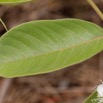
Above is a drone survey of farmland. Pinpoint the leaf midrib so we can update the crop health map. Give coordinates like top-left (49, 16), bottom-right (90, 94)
top-left (1, 35), bottom-right (103, 65)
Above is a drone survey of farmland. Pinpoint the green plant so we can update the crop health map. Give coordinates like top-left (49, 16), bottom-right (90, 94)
top-left (0, 0), bottom-right (103, 103)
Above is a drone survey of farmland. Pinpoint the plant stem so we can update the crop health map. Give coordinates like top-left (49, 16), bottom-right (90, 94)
top-left (87, 0), bottom-right (103, 21)
top-left (0, 18), bottom-right (8, 31)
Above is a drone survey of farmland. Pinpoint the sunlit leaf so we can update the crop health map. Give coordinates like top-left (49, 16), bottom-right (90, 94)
top-left (0, 19), bottom-right (103, 78)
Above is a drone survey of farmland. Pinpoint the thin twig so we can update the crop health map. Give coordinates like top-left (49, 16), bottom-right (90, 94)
top-left (87, 0), bottom-right (103, 21)
top-left (0, 18), bottom-right (8, 31)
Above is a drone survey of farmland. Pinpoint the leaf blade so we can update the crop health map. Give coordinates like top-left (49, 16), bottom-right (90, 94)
top-left (0, 19), bottom-right (103, 78)
top-left (0, 0), bottom-right (31, 4)
top-left (84, 91), bottom-right (97, 103)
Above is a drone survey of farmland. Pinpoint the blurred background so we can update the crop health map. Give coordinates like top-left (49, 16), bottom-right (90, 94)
top-left (0, 0), bottom-right (103, 103)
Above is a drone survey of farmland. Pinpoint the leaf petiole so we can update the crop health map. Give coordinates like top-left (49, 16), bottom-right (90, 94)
top-left (0, 18), bottom-right (8, 31)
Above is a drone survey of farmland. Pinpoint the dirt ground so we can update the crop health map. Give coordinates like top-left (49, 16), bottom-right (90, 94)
top-left (0, 0), bottom-right (103, 103)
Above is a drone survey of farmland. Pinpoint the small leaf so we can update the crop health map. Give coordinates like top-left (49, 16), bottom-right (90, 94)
top-left (84, 91), bottom-right (97, 103)
top-left (0, 19), bottom-right (103, 78)
top-left (0, 0), bottom-right (31, 4)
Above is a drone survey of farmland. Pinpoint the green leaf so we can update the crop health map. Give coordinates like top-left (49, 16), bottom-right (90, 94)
top-left (84, 91), bottom-right (97, 103)
top-left (0, 0), bottom-right (31, 4)
top-left (0, 19), bottom-right (103, 78)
